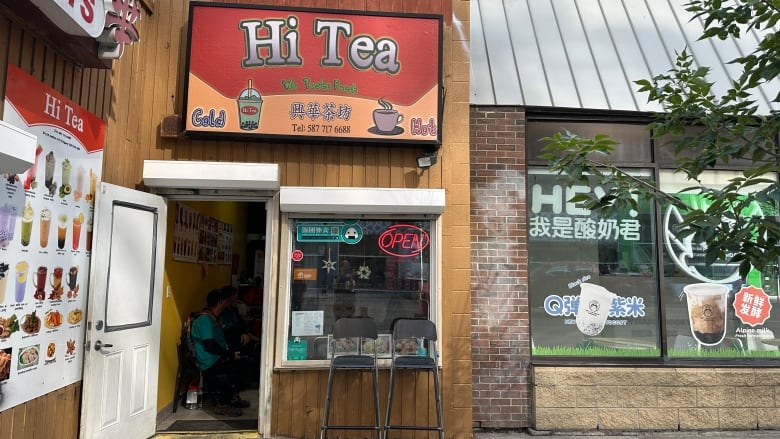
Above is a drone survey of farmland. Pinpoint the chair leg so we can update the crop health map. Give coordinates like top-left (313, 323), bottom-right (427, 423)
top-left (372, 366), bottom-right (381, 439)
top-left (172, 364), bottom-right (183, 414)
top-left (433, 367), bottom-right (444, 439)
top-left (383, 365), bottom-right (396, 439)
top-left (320, 366), bottom-right (336, 439)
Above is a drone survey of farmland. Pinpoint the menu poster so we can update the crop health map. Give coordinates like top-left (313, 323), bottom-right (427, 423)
top-left (172, 203), bottom-right (233, 265)
top-left (0, 64), bottom-right (104, 410)
top-left (173, 203), bottom-right (199, 263)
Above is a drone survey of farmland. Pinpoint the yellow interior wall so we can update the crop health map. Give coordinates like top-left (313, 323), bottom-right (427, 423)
top-left (156, 200), bottom-right (247, 410)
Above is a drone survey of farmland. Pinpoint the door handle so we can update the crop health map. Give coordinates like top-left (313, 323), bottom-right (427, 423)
top-left (94, 340), bottom-right (114, 351)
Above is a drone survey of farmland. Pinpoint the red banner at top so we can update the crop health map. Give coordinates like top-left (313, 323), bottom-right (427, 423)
top-left (4, 64), bottom-right (106, 153)
top-left (183, 3), bottom-right (442, 144)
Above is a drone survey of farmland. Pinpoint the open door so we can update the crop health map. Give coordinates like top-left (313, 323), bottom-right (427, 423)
top-left (80, 183), bottom-right (167, 439)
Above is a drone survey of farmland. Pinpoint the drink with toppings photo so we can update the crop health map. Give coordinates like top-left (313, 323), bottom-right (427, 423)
top-left (20, 201), bottom-right (33, 247)
top-left (57, 213), bottom-right (67, 250)
top-left (0, 263), bottom-right (9, 304)
top-left (39, 208), bottom-right (51, 248)
top-left (0, 204), bottom-right (16, 248)
top-left (15, 261), bottom-right (28, 303)
top-left (72, 213), bottom-right (84, 250)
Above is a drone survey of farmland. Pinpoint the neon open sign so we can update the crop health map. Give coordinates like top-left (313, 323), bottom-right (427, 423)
top-left (378, 224), bottom-right (429, 257)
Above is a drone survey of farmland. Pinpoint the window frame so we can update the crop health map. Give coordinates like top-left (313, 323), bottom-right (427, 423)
top-left (273, 212), bottom-right (442, 369)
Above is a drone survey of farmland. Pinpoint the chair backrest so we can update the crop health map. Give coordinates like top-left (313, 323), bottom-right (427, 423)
top-left (333, 317), bottom-right (378, 340)
top-left (180, 311), bottom-right (207, 359)
top-left (392, 318), bottom-right (437, 341)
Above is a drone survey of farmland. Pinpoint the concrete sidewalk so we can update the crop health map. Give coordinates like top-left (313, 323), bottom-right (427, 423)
top-left (475, 429), bottom-right (780, 438)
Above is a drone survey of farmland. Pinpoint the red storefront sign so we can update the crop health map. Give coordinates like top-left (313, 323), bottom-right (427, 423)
top-left (183, 3), bottom-right (442, 145)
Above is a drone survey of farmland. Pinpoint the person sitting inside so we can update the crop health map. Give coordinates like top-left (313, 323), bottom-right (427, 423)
top-left (219, 285), bottom-right (260, 387)
top-left (190, 288), bottom-right (252, 416)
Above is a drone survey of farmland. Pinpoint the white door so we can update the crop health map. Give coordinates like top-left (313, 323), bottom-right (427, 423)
top-left (80, 183), bottom-right (167, 439)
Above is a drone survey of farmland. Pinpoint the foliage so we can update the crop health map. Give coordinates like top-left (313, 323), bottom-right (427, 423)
top-left (540, 0), bottom-right (780, 277)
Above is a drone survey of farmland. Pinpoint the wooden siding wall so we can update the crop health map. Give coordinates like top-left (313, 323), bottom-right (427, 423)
top-left (0, 10), bottom-right (111, 439)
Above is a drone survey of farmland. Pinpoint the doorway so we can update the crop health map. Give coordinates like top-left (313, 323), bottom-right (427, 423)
top-left (155, 199), bottom-right (269, 434)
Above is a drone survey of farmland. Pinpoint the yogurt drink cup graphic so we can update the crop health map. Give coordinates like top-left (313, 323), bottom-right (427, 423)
top-left (238, 79), bottom-right (262, 131)
top-left (575, 283), bottom-right (617, 336)
top-left (684, 283), bottom-right (729, 346)
top-left (0, 204), bottom-right (17, 248)
top-left (20, 201), bottom-right (33, 247)
top-left (39, 208), bottom-right (51, 248)
top-left (15, 261), bottom-right (28, 303)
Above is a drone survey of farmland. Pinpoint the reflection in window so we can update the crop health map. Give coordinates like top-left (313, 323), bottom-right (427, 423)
top-left (285, 219), bottom-right (432, 361)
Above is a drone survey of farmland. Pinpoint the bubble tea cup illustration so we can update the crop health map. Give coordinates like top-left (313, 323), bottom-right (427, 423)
top-left (237, 79), bottom-right (262, 131)
top-left (575, 283), bottom-right (617, 336)
top-left (684, 283), bottom-right (729, 346)
top-left (372, 97), bottom-right (404, 134)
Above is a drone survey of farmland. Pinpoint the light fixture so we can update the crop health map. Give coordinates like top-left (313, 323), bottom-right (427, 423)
top-left (416, 150), bottom-right (438, 169)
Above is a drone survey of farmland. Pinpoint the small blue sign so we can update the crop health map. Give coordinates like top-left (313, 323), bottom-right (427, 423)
top-left (341, 224), bottom-right (363, 244)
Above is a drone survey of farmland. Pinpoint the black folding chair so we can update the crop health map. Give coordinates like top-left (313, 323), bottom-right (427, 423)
top-left (383, 319), bottom-right (444, 439)
top-left (320, 317), bottom-right (381, 439)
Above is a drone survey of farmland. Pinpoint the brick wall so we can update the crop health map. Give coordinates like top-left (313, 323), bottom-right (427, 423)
top-left (470, 106), bottom-right (531, 428)
top-left (534, 366), bottom-right (780, 431)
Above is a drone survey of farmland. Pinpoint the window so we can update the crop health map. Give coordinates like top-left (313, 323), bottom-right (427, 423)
top-left (527, 118), bottom-right (780, 361)
top-left (660, 170), bottom-right (780, 358)
top-left (280, 218), bottom-right (435, 364)
top-left (528, 168), bottom-right (660, 356)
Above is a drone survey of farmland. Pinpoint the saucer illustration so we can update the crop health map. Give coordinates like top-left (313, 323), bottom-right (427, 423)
top-left (368, 126), bottom-right (404, 135)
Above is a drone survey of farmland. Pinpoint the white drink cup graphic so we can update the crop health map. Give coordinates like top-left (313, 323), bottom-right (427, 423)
top-left (575, 283), bottom-right (617, 336)
top-left (684, 283), bottom-right (729, 346)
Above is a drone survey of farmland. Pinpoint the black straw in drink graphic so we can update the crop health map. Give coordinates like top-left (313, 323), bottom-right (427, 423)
top-left (369, 97), bottom-right (404, 135)
top-left (238, 79), bottom-right (263, 131)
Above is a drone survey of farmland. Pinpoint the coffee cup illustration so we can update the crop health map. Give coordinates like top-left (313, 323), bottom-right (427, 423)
top-left (371, 97), bottom-right (404, 134)
top-left (575, 283), bottom-right (617, 336)
top-left (237, 79), bottom-right (262, 131)
top-left (683, 283), bottom-right (729, 346)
